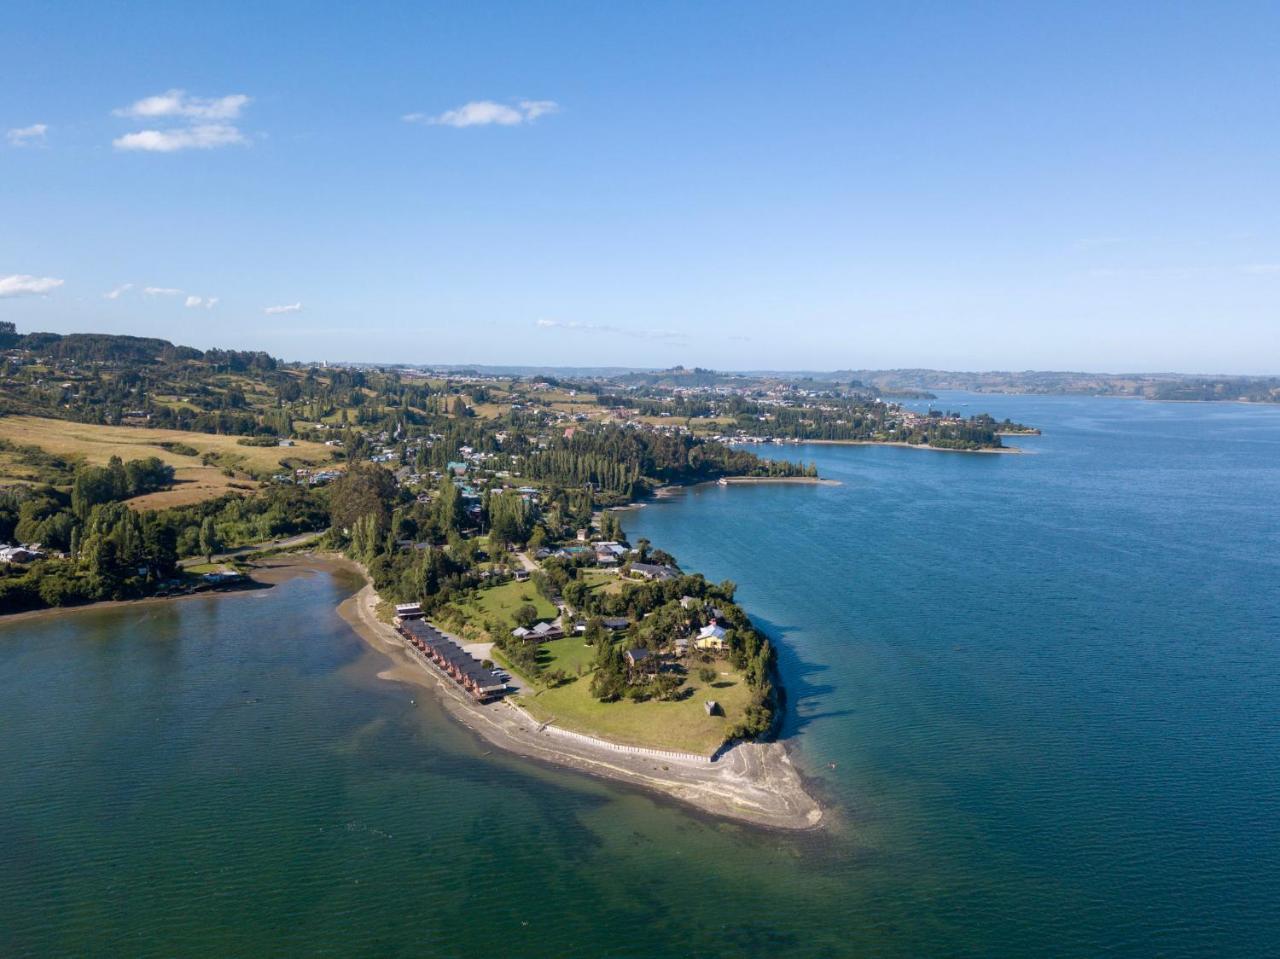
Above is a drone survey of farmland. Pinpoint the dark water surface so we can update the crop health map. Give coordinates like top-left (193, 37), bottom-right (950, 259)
top-left (3, 394), bottom-right (1279, 957)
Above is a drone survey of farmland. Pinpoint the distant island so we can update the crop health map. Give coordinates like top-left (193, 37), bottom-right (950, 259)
top-left (333, 354), bottom-right (1280, 405)
top-left (796, 367), bottom-right (1280, 404)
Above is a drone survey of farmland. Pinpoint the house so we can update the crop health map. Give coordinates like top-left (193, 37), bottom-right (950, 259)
top-left (600, 617), bottom-right (630, 631)
top-left (394, 602), bottom-right (424, 621)
top-left (629, 562), bottom-right (678, 582)
top-left (513, 621), bottom-right (563, 642)
top-left (624, 647), bottom-right (655, 675)
top-left (694, 621), bottom-right (728, 651)
top-left (513, 569), bottom-right (531, 582)
top-left (0, 544), bottom-right (43, 564)
top-left (594, 542), bottom-right (627, 566)
top-left (530, 621), bottom-right (563, 641)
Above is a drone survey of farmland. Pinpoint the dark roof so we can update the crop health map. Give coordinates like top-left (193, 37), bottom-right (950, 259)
top-left (401, 620), bottom-right (506, 689)
top-left (601, 617), bottom-right (630, 629)
top-left (630, 562), bottom-right (678, 580)
top-left (624, 647), bottom-right (651, 663)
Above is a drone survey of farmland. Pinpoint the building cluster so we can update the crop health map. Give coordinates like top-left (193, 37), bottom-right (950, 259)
top-left (394, 605), bottom-right (508, 702)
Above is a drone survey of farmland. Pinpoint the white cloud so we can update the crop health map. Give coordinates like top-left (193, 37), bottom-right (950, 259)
top-left (103, 282), bottom-right (133, 300)
top-left (113, 124), bottom-right (246, 152)
top-left (205, 296), bottom-right (219, 309)
top-left (113, 90), bottom-right (252, 152)
top-left (535, 318), bottom-right (685, 342)
top-left (144, 286), bottom-right (183, 296)
top-left (184, 295), bottom-right (218, 309)
top-left (1239, 263), bottom-right (1280, 275)
top-left (519, 100), bottom-right (558, 121)
top-left (185, 295), bottom-right (202, 307)
top-left (6, 123), bottom-right (48, 147)
top-left (405, 99), bottom-right (559, 128)
top-left (115, 90), bottom-right (249, 121)
top-left (0, 274), bottom-right (63, 298)
top-left (264, 302), bottom-right (302, 314)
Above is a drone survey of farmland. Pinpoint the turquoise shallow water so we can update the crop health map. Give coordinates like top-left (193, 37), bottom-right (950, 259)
top-left (2, 394), bottom-right (1279, 957)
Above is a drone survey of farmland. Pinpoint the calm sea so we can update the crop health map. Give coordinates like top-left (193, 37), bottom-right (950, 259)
top-left (2, 393), bottom-right (1278, 957)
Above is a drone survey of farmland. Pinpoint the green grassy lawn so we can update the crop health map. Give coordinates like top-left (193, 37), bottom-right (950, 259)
top-left (580, 568), bottom-right (627, 597)
top-left (454, 578), bottom-right (558, 633)
top-left (538, 635), bottom-right (597, 675)
top-left (518, 657), bottom-right (751, 755)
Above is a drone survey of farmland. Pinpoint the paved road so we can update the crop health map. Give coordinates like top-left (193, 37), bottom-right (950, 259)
top-left (179, 530), bottom-right (326, 568)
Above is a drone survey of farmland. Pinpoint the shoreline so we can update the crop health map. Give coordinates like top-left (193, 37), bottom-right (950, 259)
top-left (3, 547), bottom-right (827, 831)
top-left (0, 577), bottom-right (274, 625)
top-left (797, 438), bottom-right (1022, 454)
top-left (716, 475), bottom-right (842, 486)
top-left (322, 555), bottom-right (824, 832)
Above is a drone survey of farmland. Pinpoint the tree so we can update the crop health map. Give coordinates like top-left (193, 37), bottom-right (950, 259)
top-left (513, 603), bottom-right (539, 628)
top-left (434, 477), bottom-right (464, 535)
top-left (329, 462), bottom-right (398, 532)
top-left (199, 517), bottom-right (221, 563)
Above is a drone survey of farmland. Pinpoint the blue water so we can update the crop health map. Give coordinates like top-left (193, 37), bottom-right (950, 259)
top-left (2, 393), bottom-right (1278, 957)
top-left (627, 393), bottom-right (1280, 955)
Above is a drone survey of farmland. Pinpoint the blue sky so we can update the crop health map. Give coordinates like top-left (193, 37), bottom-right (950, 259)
top-left (3, 1), bottom-right (1278, 372)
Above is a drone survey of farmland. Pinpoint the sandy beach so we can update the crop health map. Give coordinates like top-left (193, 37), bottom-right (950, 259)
top-left (325, 558), bottom-right (824, 831)
top-left (5, 551), bottom-right (824, 830)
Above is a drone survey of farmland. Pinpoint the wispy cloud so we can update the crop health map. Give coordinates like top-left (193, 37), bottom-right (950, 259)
top-left (404, 99), bottom-right (559, 128)
top-left (114, 125), bottom-right (246, 152)
top-left (1238, 263), bottom-right (1280, 275)
top-left (0, 274), bottom-right (64, 298)
top-left (6, 123), bottom-right (48, 147)
top-left (264, 302), bottom-right (302, 315)
top-left (535, 318), bottom-right (685, 342)
top-left (184, 295), bottom-right (219, 309)
top-left (103, 282), bottom-right (133, 300)
top-left (113, 90), bottom-right (251, 152)
top-left (144, 286), bottom-right (183, 296)
top-left (114, 90), bottom-right (249, 121)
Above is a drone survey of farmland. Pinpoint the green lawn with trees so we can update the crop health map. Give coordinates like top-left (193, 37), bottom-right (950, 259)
top-left (519, 656), bottom-right (752, 755)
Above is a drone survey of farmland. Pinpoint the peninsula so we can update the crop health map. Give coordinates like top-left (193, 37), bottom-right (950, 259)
top-left (0, 324), bottom-right (1034, 826)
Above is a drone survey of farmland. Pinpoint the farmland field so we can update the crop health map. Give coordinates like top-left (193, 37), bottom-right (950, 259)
top-left (0, 415), bottom-right (339, 508)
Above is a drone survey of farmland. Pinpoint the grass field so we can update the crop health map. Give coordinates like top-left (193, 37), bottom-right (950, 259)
top-left (518, 656), bottom-right (751, 755)
top-left (580, 568), bottom-right (627, 597)
top-left (538, 635), bottom-right (597, 675)
top-left (452, 578), bottom-right (558, 634)
top-left (0, 415), bottom-right (338, 509)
